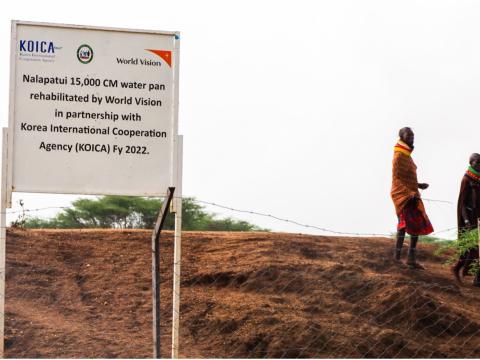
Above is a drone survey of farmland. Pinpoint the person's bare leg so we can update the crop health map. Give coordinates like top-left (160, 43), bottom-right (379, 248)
top-left (407, 235), bottom-right (424, 269)
top-left (451, 256), bottom-right (464, 282)
top-left (394, 229), bottom-right (405, 261)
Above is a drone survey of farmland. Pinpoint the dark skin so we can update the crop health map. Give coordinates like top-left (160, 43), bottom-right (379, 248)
top-left (398, 127), bottom-right (429, 191)
top-left (471, 154), bottom-right (480, 172)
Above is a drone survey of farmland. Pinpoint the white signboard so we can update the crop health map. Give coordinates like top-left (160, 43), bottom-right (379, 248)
top-left (8, 21), bottom-right (180, 196)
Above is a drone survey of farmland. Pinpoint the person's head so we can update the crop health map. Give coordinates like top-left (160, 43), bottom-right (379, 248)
top-left (399, 127), bottom-right (414, 147)
top-left (469, 153), bottom-right (480, 172)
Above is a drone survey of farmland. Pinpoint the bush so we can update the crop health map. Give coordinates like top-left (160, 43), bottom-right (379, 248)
top-left (435, 229), bottom-right (479, 274)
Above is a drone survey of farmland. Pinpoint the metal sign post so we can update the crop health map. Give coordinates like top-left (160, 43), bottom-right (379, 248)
top-left (0, 128), bottom-right (9, 358)
top-left (171, 136), bottom-right (183, 359)
top-left (152, 187), bottom-right (175, 358)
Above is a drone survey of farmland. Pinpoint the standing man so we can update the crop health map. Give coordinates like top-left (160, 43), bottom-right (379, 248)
top-left (451, 153), bottom-right (480, 284)
top-left (391, 127), bottom-right (434, 269)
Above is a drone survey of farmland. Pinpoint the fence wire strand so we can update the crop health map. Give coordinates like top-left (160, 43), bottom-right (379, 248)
top-left (4, 195), bottom-right (458, 237)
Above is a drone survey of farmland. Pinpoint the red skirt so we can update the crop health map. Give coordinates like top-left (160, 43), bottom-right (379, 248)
top-left (397, 200), bottom-right (434, 236)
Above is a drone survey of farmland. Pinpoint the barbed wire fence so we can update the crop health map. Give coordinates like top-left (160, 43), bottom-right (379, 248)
top-left (2, 196), bottom-right (479, 358)
top-left (3, 196), bottom-right (459, 237)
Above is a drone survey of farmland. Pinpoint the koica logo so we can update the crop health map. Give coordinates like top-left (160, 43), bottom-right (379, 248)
top-left (77, 44), bottom-right (93, 64)
top-left (19, 40), bottom-right (56, 53)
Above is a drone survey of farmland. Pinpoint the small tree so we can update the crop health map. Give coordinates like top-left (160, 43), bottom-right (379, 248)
top-left (22, 196), bottom-right (267, 231)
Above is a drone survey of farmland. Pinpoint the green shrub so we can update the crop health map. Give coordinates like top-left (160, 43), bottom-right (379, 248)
top-left (435, 229), bottom-right (479, 274)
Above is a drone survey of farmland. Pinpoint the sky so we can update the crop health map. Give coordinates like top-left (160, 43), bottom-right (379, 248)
top-left (1, 0), bottom-right (479, 239)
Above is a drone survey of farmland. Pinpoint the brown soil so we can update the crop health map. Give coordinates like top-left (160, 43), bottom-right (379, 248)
top-left (4, 229), bottom-right (480, 358)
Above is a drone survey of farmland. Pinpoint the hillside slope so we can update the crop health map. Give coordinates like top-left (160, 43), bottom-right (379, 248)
top-left (4, 229), bottom-right (480, 358)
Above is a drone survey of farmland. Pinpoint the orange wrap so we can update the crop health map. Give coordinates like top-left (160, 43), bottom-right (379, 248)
top-left (390, 150), bottom-right (421, 216)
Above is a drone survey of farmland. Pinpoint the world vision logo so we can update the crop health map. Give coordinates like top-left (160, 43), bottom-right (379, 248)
top-left (77, 44), bottom-right (93, 64)
top-left (146, 50), bottom-right (172, 67)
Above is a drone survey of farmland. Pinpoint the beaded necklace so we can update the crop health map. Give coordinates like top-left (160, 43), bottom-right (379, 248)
top-left (394, 140), bottom-right (413, 156)
top-left (466, 166), bottom-right (480, 183)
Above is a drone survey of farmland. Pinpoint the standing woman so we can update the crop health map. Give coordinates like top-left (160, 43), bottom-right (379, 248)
top-left (452, 153), bottom-right (480, 285)
top-left (391, 127), bottom-right (434, 269)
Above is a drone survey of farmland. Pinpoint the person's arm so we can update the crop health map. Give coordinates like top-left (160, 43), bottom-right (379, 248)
top-left (458, 177), bottom-right (471, 225)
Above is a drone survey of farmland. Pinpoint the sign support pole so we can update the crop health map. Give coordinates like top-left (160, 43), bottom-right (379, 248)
top-left (0, 128), bottom-right (9, 358)
top-left (171, 204), bottom-right (182, 359)
top-left (152, 187), bottom-right (175, 359)
top-left (171, 136), bottom-right (183, 359)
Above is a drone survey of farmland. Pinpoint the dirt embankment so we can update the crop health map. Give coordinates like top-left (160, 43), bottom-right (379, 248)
top-left (4, 229), bottom-right (480, 358)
